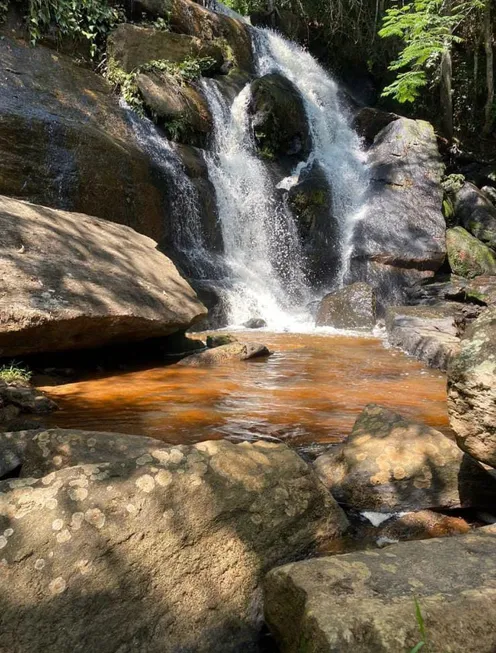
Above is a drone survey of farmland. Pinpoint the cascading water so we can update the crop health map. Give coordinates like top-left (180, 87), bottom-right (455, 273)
top-left (198, 26), bottom-right (368, 329)
top-left (200, 78), bottom-right (313, 329)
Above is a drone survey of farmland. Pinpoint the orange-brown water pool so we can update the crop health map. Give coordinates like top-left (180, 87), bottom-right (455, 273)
top-left (39, 332), bottom-right (449, 452)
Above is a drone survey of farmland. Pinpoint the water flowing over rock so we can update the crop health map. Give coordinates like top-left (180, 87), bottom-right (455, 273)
top-left (264, 528), bottom-right (496, 652)
top-left (315, 282), bottom-right (376, 330)
top-left (0, 195), bottom-right (206, 356)
top-left (0, 438), bottom-right (348, 653)
top-left (349, 118), bottom-right (446, 308)
top-left (314, 404), bottom-right (496, 512)
top-left (448, 307), bottom-right (496, 467)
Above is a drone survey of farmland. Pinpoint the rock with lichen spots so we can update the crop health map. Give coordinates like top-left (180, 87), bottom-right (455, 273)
top-left (264, 527), bottom-right (496, 653)
top-left (448, 307), bottom-right (496, 467)
top-left (0, 439), bottom-right (348, 653)
top-left (314, 404), bottom-right (496, 512)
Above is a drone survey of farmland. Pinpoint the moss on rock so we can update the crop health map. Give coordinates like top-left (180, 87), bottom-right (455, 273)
top-left (446, 226), bottom-right (496, 278)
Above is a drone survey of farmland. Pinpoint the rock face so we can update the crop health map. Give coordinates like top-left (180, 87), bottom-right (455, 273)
top-left (385, 303), bottom-right (463, 370)
top-left (448, 307), bottom-right (496, 467)
top-left (315, 282), bottom-right (376, 330)
top-left (352, 106), bottom-right (400, 144)
top-left (250, 73), bottom-right (311, 165)
top-left (314, 404), bottom-right (496, 512)
top-left (350, 118), bottom-right (446, 307)
top-left (264, 528), bottom-right (496, 653)
top-left (446, 226), bottom-right (496, 278)
top-left (0, 438), bottom-right (348, 653)
top-left (0, 35), bottom-right (169, 241)
top-left (455, 182), bottom-right (496, 249)
top-left (0, 195), bottom-right (206, 356)
top-left (108, 23), bottom-right (224, 73)
top-left (178, 341), bottom-right (271, 366)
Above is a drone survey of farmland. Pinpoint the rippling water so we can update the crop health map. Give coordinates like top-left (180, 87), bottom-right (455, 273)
top-left (39, 332), bottom-right (449, 452)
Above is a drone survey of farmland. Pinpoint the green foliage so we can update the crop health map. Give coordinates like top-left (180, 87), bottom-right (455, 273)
top-left (0, 0), bottom-right (8, 23)
top-left (0, 363), bottom-right (32, 384)
top-left (164, 116), bottom-right (189, 141)
top-left (106, 58), bottom-right (144, 115)
top-left (27, 0), bottom-right (124, 58)
top-left (140, 56), bottom-right (217, 81)
top-left (379, 0), bottom-right (481, 103)
top-left (409, 596), bottom-right (427, 652)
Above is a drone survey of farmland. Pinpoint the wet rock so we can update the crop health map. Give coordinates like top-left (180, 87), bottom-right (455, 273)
top-left (0, 195), bottom-right (206, 356)
top-left (455, 182), bottom-right (496, 249)
top-left (448, 307), bottom-right (496, 467)
top-left (315, 282), bottom-right (376, 330)
top-left (446, 226), bottom-right (496, 278)
top-left (0, 36), bottom-right (169, 240)
top-left (107, 23), bottom-right (224, 73)
top-left (314, 404), bottom-right (496, 512)
top-left (0, 439), bottom-right (348, 652)
top-left (243, 318), bottom-right (267, 329)
top-left (178, 341), bottom-right (272, 366)
top-left (350, 118), bottom-right (446, 307)
top-left (206, 334), bottom-right (238, 348)
top-left (352, 106), bottom-right (400, 144)
top-left (136, 0), bottom-right (254, 71)
top-left (374, 509), bottom-right (471, 543)
top-left (20, 429), bottom-right (173, 478)
top-left (249, 73), bottom-right (311, 164)
top-left (385, 303), bottom-right (463, 370)
top-left (264, 528), bottom-right (496, 653)
top-left (0, 384), bottom-right (57, 415)
top-left (136, 71), bottom-right (212, 146)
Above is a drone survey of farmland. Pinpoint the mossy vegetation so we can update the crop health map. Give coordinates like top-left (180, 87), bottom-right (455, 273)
top-left (0, 362), bottom-right (32, 384)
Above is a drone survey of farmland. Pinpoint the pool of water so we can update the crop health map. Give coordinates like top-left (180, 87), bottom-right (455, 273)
top-left (38, 331), bottom-right (449, 452)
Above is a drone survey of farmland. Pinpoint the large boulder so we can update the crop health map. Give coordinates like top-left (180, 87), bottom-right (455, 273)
top-left (135, 0), bottom-right (254, 71)
top-left (315, 282), bottom-right (376, 330)
top-left (314, 404), bottom-right (496, 512)
top-left (0, 35), bottom-right (170, 241)
top-left (352, 106), bottom-right (400, 145)
top-left (446, 226), bottom-right (496, 278)
top-left (264, 528), bottom-right (496, 653)
top-left (455, 182), bottom-right (496, 249)
top-left (0, 195), bottom-right (206, 356)
top-left (107, 23), bottom-right (224, 73)
top-left (249, 73), bottom-right (311, 165)
top-left (448, 307), bottom-right (496, 467)
top-left (349, 118), bottom-right (446, 307)
top-left (0, 438), bottom-right (348, 652)
top-left (385, 303), bottom-right (463, 369)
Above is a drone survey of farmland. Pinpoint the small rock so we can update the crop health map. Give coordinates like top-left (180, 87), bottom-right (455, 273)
top-left (206, 334), bottom-right (238, 348)
top-left (178, 342), bottom-right (272, 366)
top-left (242, 318), bottom-right (267, 329)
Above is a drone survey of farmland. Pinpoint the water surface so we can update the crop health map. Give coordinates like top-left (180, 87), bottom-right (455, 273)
top-left (39, 332), bottom-right (449, 452)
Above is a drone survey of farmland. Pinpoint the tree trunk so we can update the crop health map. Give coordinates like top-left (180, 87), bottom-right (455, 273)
top-left (440, 47), bottom-right (454, 141)
top-left (483, 0), bottom-right (494, 135)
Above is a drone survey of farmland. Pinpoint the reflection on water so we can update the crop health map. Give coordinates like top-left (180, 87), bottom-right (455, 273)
top-left (39, 332), bottom-right (449, 450)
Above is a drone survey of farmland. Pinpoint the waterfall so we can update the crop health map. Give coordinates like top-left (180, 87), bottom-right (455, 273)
top-left (200, 78), bottom-right (313, 329)
top-left (252, 29), bottom-right (369, 286)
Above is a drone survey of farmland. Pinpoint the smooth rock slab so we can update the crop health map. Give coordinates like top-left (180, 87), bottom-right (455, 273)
top-left (0, 439), bottom-right (348, 653)
top-left (0, 195), bottom-right (206, 356)
top-left (314, 404), bottom-right (496, 512)
top-left (264, 528), bottom-right (496, 653)
top-left (448, 307), bottom-right (496, 466)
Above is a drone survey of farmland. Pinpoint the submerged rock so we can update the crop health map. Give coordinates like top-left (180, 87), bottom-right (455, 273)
top-left (385, 303), bottom-right (463, 370)
top-left (0, 438), bottom-right (348, 652)
top-left (178, 341), bottom-right (271, 366)
top-left (350, 118), bottom-right (446, 307)
top-left (455, 182), bottom-right (496, 249)
top-left (243, 318), bottom-right (267, 329)
top-left (315, 282), bottom-right (376, 330)
top-left (446, 226), bottom-right (496, 278)
top-left (264, 528), bottom-right (496, 652)
top-left (448, 307), bottom-right (496, 467)
top-left (0, 195), bottom-right (206, 356)
top-left (314, 404), bottom-right (496, 512)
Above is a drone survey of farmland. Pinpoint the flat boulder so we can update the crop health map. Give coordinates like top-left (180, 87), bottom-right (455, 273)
top-left (0, 438), bottom-right (348, 652)
top-left (0, 195), bottom-right (206, 356)
top-left (350, 118), bottom-right (446, 307)
top-left (455, 182), bottom-right (496, 249)
top-left (385, 303), bottom-right (463, 369)
top-left (446, 226), bottom-right (496, 278)
top-left (178, 341), bottom-right (271, 366)
top-left (314, 404), bottom-right (496, 512)
top-left (448, 307), bottom-right (496, 467)
top-left (264, 528), bottom-right (496, 652)
top-left (315, 282), bottom-right (376, 330)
